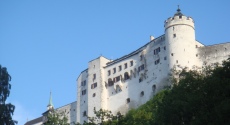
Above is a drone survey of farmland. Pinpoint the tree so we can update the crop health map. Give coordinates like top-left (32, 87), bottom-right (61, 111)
top-left (155, 59), bottom-right (230, 125)
top-left (86, 108), bottom-right (114, 125)
top-left (0, 65), bottom-right (17, 125)
top-left (43, 110), bottom-right (70, 125)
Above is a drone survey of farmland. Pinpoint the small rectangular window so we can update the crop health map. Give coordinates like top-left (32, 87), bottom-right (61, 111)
top-left (130, 61), bottom-right (133, 66)
top-left (126, 98), bottom-right (130, 103)
top-left (108, 70), bottom-right (111, 76)
top-left (82, 89), bottom-right (87, 95)
top-left (113, 68), bottom-right (116, 74)
top-left (154, 47), bottom-right (161, 55)
top-left (124, 63), bottom-right (127, 69)
top-left (173, 34), bottom-right (176, 38)
top-left (83, 111), bottom-right (87, 117)
top-left (164, 56), bottom-right (167, 60)
top-left (164, 46), bottom-right (166, 50)
top-left (93, 74), bottom-right (96, 80)
top-left (171, 53), bottom-right (174, 56)
top-left (91, 82), bottom-right (97, 89)
top-left (81, 80), bottom-right (86, 86)
top-left (138, 64), bottom-right (145, 72)
top-left (155, 59), bottom-right (160, 65)
top-left (115, 76), bottom-right (120, 83)
top-left (119, 65), bottom-right (122, 71)
top-left (140, 55), bottom-right (143, 61)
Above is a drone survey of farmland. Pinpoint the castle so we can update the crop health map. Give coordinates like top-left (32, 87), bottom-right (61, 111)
top-left (76, 7), bottom-right (230, 124)
top-left (25, 8), bottom-right (230, 125)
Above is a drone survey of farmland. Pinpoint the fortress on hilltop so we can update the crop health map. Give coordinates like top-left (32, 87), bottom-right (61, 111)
top-left (76, 7), bottom-right (230, 124)
top-left (25, 7), bottom-right (230, 125)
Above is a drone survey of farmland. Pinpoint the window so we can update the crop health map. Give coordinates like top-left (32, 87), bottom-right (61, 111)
top-left (91, 83), bottom-right (97, 89)
top-left (93, 74), bottom-right (96, 80)
top-left (154, 47), bottom-right (161, 55)
top-left (92, 93), bottom-right (96, 97)
top-left (124, 72), bottom-right (130, 80)
top-left (82, 89), bottom-right (86, 95)
top-left (140, 55), bottom-right (143, 61)
top-left (152, 85), bottom-right (156, 91)
top-left (196, 54), bottom-right (198, 57)
top-left (138, 64), bottom-right (145, 72)
top-left (171, 53), bottom-right (174, 56)
top-left (83, 111), bottom-right (87, 117)
top-left (155, 59), bottom-right (160, 65)
top-left (139, 77), bottom-right (143, 83)
top-left (108, 78), bottom-right (114, 86)
top-left (130, 61), bottom-right (133, 66)
top-left (119, 65), bottom-right (122, 71)
top-left (114, 76), bottom-right (120, 83)
top-left (124, 63), bottom-right (127, 69)
top-left (176, 60), bottom-right (178, 63)
top-left (173, 33), bottom-right (177, 37)
top-left (164, 46), bottom-right (166, 50)
top-left (140, 91), bottom-right (144, 96)
top-left (113, 68), bottom-right (116, 74)
top-left (81, 80), bottom-right (86, 86)
top-left (126, 98), bottom-right (130, 103)
top-left (179, 15), bottom-right (182, 19)
top-left (164, 56), bottom-right (167, 60)
top-left (108, 70), bottom-right (111, 76)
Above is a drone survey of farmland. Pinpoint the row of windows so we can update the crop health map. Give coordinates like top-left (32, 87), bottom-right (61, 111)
top-left (107, 72), bottom-right (130, 87)
top-left (108, 61), bottom-right (133, 76)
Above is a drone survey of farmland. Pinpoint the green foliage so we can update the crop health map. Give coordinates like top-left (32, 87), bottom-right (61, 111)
top-left (0, 65), bottom-right (17, 125)
top-left (86, 108), bottom-right (114, 125)
top-left (43, 110), bottom-right (70, 125)
top-left (155, 58), bottom-right (230, 125)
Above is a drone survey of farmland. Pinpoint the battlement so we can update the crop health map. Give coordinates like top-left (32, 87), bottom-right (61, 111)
top-left (164, 15), bottom-right (194, 30)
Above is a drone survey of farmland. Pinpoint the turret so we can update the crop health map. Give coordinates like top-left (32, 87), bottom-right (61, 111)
top-left (164, 6), bottom-right (198, 69)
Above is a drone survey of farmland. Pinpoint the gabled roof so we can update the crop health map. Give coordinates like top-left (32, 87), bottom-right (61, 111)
top-left (24, 116), bottom-right (43, 125)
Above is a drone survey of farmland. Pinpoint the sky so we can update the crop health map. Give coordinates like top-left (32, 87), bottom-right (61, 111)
top-left (0, 0), bottom-right (230, 125)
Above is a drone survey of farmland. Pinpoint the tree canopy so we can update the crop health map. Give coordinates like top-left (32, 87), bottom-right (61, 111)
top-left (0, 65), bottom-right (17, 125)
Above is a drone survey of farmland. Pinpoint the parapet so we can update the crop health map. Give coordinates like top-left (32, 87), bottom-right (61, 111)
top-left (164, 8), bottom-right (195, 30)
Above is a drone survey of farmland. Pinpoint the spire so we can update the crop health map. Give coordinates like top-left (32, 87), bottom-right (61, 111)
top-left (47, 91), bottom-right (54, 110)
top-left (174, 5), bottom-right (183, 16)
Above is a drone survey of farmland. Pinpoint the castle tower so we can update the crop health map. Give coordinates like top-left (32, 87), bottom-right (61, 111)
top-left (164, 6), bottom-right (198, 69)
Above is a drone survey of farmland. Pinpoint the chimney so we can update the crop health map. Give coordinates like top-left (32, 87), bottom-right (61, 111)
top-left (150, 36), bottom-right (154, 41)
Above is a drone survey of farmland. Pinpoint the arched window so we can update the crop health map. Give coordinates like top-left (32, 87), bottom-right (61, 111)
top-left (108, 78), bottom-right (114, 86)
top-left (124, 72), bottom-right (130, 80)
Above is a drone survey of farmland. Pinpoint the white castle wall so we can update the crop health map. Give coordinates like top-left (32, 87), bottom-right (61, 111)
top-left (56, 101), bottom-right (77, 125)
top-left (198, 43), bottom-right (230, 66)
top-left (76, 9), bottom-right (230, 124)
top-left (77, 70), bottom-right (88, 123)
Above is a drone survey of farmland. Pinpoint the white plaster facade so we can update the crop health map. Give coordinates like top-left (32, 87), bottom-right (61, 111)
top-left (76, 8), bottom-right (230, 124)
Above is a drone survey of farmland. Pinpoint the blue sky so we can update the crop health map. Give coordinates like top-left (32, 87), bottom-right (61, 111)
top-left (1, 1), bottom-right (230, 125)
